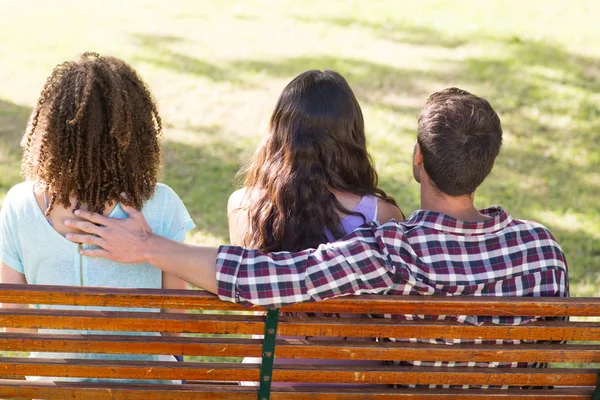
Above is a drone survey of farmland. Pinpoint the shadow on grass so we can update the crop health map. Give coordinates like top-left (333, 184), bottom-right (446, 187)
top-left (229, 56), bottom-right (435, 105)
top-left (457, 38), bottom-right (600, 115)
top-left (0, 99), bottom-right (30, 198)
top-left (128, 33), bottom-right (437, 113)
top-left (130, 34), bottom-right (244, 84)
top-left (294, 16), bottom-right (467, 48)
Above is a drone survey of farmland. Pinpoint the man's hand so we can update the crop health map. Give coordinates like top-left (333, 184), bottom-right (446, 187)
top-left (65, 203), bottom-right (153, 264)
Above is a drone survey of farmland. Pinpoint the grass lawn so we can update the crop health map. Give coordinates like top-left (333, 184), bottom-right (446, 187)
top-left (0, 0), bottom-right (598, 296)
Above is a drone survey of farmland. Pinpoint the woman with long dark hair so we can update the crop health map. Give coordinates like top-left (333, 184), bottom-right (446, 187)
top-left (229, 69), bottom-right (403, 252)
top-left (228, 69), bottom-right (404, 386)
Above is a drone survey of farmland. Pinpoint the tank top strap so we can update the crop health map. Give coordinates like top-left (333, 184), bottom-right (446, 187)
top-left (340, 195), bottom-right (378, 235)
top-left (353, 195), bottom-right (378, 221)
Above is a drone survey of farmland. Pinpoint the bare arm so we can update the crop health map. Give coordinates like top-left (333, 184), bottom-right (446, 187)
top-left (149, 239), bottom-right (219, 294)
top-left (0, 262), bottom-right (36, 333)
top-left (162, 272), bottom-right (188, 292)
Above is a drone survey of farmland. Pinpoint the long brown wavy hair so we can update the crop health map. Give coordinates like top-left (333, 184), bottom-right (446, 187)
top-left (21, 52), bottom-right (162, 215)
top-left (240, 70), bottom-right (400, 253)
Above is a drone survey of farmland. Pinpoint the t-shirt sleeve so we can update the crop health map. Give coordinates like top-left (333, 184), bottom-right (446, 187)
top-left (159, 185), bottom-right (195, 243)
top-left (0, 190), bottom-right (24, 273)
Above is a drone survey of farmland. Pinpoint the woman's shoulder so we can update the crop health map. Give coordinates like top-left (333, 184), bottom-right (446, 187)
top-left (139, 183), bottom-right (194, 238)
top-left (227, 187), bottom-right (254, 216)
top-left (143, 183), bottom-right (185, 208)
top-left (5, 181), bottom-right (34, 198)
top-left (376, 198), bottom-right (405, 223)
top-left (139, 183), bottom-right (188, 219)
top-left (2, 181), bottom-right (35, 211)
top-left (152, 182), bottom-right (179, 199)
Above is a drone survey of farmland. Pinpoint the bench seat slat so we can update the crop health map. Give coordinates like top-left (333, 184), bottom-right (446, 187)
top-left (3, 333), bottom-right (600, 363)
top-left (0, 358), bottom-right (597, 386)
top-left (2, 309), bottom-right (600, 341)
top-left (0, 380), bottom-right (593, 399)
top-left (0, 308), bottom-right (265, 334)
top-left (1, 284), bottom-right (599, 316)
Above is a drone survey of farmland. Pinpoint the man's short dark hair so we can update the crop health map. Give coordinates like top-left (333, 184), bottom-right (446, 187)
top-left (417, 87), bottom-right (502, 196)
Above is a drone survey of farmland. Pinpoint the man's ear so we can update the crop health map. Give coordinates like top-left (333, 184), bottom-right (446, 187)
top-left (414, 142), bottom-right (424, 166)
top-left (412, 142), bottom-right (424, 184)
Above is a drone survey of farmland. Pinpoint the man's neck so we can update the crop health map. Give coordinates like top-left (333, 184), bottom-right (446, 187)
top-left (420, 181), bottom-right (491, 223)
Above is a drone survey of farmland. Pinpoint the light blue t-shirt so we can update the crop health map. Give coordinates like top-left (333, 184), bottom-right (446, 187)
top-left (0, 181), bottom-right (195, 382)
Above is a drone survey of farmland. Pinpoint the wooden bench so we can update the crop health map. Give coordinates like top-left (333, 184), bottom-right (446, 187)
top-left (0, 283), bottom-right (599, 399)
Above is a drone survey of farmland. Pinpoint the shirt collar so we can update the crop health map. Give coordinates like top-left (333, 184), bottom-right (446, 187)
top-left (404, 206), bottom-right (513, 235)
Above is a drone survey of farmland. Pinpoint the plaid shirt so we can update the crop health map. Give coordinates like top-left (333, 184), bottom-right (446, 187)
top-left (216, 206), bottom-right (569, 382)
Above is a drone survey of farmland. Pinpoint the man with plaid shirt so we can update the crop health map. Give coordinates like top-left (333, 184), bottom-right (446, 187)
top-left (67, 88), bottom-right (569, 374)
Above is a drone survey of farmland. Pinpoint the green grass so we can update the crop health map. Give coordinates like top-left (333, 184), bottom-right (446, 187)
top-left (0, 0), bottom-right (598, 295)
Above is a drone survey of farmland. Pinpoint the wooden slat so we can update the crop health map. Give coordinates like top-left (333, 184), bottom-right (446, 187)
top-left (271, 341), bottom-right (600, 363)
top-left (280, 387), bottom-right (594, 400)
top-left (0, 333), bottom-right (259, 357)
top-left (0, 380), bottom-right (592, 400)
top-left (2, 309), bottom-right (600, 341)
top-left (0, 308), bottom-right (265, 334)
top-left (280, 387), bottom-right (595, 400)
top-left (0, 358), bottom-right (597, 386)
top-left (275, 319), bottom-right (600, 341)
top-left (0, 358), bottom-right (253, 381)
top-left (3, 333), bottom-right (600, 363)
top-left (274, 365), bottom-right (599, 386)
top-left (284, 296), bottom-right (600, 317)
top-left (1, 284), bottom-right (599, 316)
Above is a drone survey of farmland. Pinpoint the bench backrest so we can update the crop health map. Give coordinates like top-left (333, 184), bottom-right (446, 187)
top-left (0, 283), bottom-right (599, 399)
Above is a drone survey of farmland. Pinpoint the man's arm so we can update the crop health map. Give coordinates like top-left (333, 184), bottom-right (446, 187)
top-left (66, 205), bottom-right (397, 308)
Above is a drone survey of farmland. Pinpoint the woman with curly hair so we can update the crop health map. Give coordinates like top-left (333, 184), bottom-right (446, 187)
top-left (228, 69), bottom-right (404, 386)
top-left (0, 52), bottom-right (194, 382)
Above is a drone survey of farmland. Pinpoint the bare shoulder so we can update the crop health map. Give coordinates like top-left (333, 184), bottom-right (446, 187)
top-left (227, 188), bottom-right (249, 216)
top-left (228, 188), bottom-right (256, 246)
top-left (376, 199), bottom-right (405, 223)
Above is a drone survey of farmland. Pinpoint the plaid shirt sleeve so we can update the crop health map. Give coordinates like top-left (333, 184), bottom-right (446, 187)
top-left (216, 223), bottom-right (398, 308)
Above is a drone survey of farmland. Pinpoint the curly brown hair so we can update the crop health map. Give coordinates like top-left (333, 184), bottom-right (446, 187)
top-left (21, 52), bottom-right (162, 215)
top-left (241, 70), bottom-right (402, 253)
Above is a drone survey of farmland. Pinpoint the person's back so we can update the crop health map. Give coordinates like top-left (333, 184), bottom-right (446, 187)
top-left (227, 70), bottom-right (404, 386)
top-left (372, 207), bottom-right (567, 375)
top-left (0, 53), bottom-right (194, 382)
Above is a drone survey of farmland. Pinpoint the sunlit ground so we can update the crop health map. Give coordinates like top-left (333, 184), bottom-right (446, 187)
top-left (0, 0), bottom-right (598, 295)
